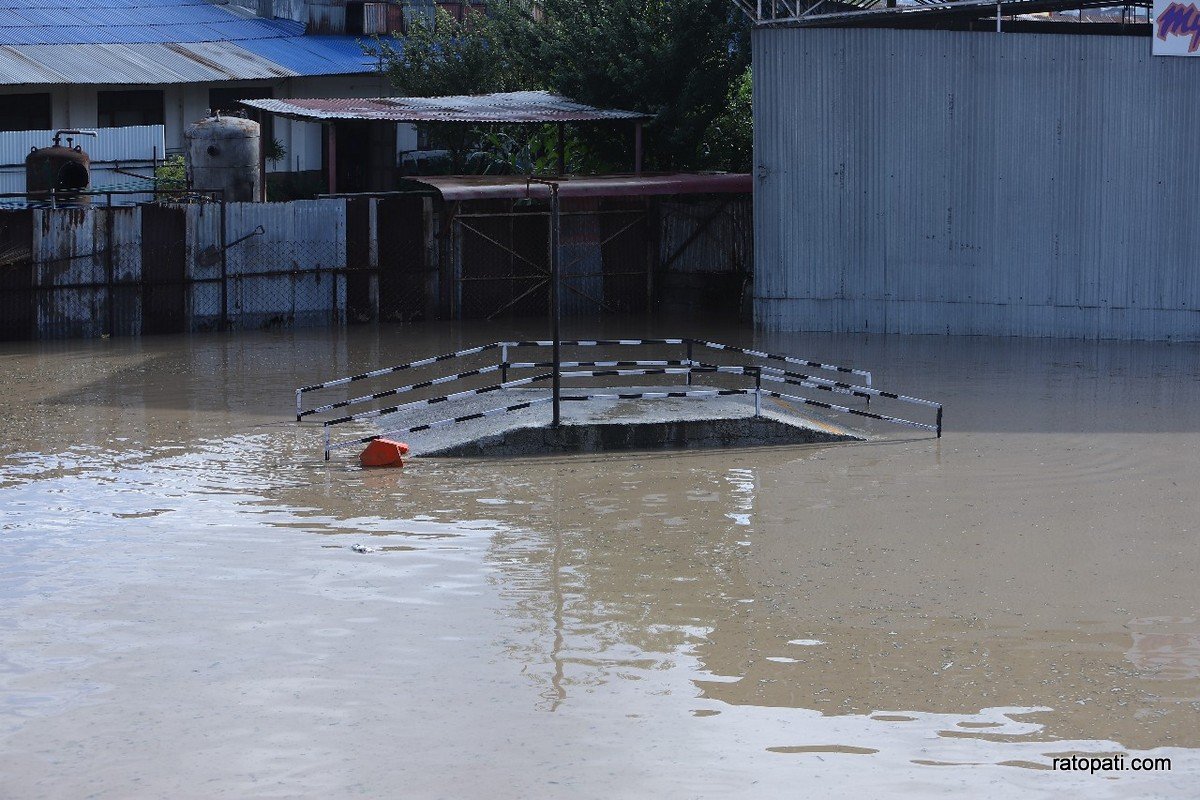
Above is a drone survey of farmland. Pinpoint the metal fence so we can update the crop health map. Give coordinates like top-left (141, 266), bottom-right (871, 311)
top-left (295, 338), bottom-right (944, 461)
top-left (0, 189), bottom-right (752, 340)
top-left (453, 205), bottom-right (651, 320)
top-left (0, 191), bottom-right (433, 340)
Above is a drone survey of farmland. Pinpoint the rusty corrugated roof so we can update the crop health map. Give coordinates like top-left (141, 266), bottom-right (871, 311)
top-left (410, 173), bottom-right (750, 201)
top-left (240, 91), bottom-right (652, 123)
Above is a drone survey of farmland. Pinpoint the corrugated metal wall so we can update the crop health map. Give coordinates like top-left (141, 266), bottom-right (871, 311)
top-left (753, 27), bottom-right (1200, 340)
top-left (0, 125), bottom-right (166, 195)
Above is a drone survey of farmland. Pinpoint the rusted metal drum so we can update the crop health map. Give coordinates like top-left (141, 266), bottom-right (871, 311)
top-left (25, 143), bottom-right (90, 203)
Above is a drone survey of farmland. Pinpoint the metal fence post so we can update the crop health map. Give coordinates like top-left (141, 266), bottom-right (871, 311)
top-left (296, 389), bottom-right (304, 421)
top-left (754, 368), bottom-right (762, 417)
top-left (501, 342), bottom-right (509, 384)
top-left (685, 339), bottom-right (693, 386)
top-left (550, 184), bottom-right (561, 427)
top-left (218, 197), bottom-right (228, 331)
top-left (104, 194), bottom-right (114, 336)
top-left (936, 406), bottom-right (943, 438)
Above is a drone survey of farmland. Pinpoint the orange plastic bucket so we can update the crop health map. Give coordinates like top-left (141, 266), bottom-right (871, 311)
top-left (359, 438), bottom-right (410, 468)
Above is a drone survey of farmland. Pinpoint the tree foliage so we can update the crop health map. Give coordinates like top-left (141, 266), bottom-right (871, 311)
top-left (700, 66), bottom-right (752, 172)
top-left (371, 0), bottom-right (750, 172)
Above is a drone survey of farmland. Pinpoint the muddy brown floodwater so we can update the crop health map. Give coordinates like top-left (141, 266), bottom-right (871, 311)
top-left (1, 319), bottom-right (1197, 799)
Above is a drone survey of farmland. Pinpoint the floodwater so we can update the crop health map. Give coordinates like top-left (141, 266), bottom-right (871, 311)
top-left (1, 319), bottom-right (1197, 799)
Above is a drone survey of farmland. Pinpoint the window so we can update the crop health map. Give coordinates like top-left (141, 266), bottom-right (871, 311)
top-left (96, 90), bottom-right (164, 128)
top-left (346, 1), bottom-right (365, 34)
top-left (0, 93), bottom-right (52, 132)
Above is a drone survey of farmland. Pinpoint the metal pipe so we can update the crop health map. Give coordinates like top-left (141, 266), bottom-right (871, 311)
top-left (556, 122), bottom-right (565, 176)
top-left (550, 183), bottom-right (561, 426)
top-left (219, 199), bottom-right (228, 331)
top-left (634, 122), bottom-right (643, 174)
top-left (754, 368), bottom-right (762, 417)
top-left (501, 342), bottom-right (509, 384)
top-left (686, 340), bottom-right (693, 386)
top-left (104, 196), bottom-right (114, 336)
top-left (326, 124), bottom-right (337, 195)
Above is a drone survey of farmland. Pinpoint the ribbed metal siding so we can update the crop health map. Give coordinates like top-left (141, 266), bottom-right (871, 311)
top-left (0, 125), bottom-right (165, 166)
top-left (753, 27), bottom-right (1200, 340)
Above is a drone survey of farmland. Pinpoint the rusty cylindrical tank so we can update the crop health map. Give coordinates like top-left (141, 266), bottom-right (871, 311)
top-left (184, 113), bottom-right (262, 202)
top-left (26, 134), bottom-right (91, 203)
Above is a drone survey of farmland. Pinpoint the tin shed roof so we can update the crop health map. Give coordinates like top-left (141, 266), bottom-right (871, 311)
top-left (240, 91), bottom-right (652, 123)
top-left (0, 0), bottom-right (376, 84)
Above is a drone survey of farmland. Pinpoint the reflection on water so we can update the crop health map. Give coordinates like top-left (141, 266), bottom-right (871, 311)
top-left (1, 321), bottom-right (1198, 798)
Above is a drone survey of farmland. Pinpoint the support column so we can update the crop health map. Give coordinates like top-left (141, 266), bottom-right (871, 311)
top-left (326, 123), bottom-right (337, 195)
top-left (634, 121), bottom-right (643, 174)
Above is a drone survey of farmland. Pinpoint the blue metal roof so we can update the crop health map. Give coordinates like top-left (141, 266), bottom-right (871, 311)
top-left (240, 35), bottom-right (379, 76)
top-left (0, 0), bottom-right (376, 83)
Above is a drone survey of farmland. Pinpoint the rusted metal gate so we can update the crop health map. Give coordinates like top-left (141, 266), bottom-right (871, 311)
top-left (376, 195), bottom-right (435, 322)
top-left (450, 199), bottom-right (651, 320)
top-left (140, 204), bottom-right (186, 335)
top-left (0, 209), bottom-right (33, 340)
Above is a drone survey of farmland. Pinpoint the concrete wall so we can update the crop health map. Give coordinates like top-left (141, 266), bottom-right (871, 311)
top-left (753, 27), bottom-right (1200, 340)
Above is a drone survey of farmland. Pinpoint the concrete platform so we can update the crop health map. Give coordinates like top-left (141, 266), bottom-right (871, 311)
top-left (330, 384), bottom-right (865, 458)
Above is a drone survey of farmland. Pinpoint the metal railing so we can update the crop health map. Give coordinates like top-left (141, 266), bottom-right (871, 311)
top-left (296, 338), bottom-right (943, 460)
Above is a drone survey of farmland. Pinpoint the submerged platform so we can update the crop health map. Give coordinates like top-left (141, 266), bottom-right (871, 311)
top-left (357, 385), bottom-right (864, 458)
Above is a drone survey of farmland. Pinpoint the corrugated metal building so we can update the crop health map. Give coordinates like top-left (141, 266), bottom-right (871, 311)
top-left (752, 3), bottom-right (1199, 340)
top-left (0, 0), bottom-right (408, 186)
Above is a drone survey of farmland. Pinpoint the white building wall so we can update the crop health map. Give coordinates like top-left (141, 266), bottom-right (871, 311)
top-left (3, 73), bottom-right (419, 182)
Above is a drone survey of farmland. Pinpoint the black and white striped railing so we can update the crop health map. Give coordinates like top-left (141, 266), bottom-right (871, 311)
top-left (692, 340), bottom-right (874, 386)
top-left (296, 336), bottom-right (942, 460)
top-left (761, 388), bottom-right (941, 436)
top-left (321, 372), bottom-right (554, 458)
top-left (296, 341), bottom-right (503, 419)
top-left (327, 397), bottom-right (555, 456)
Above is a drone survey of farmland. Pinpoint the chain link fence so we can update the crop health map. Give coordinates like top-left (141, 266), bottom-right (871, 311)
top-left (0, 193), bottom-right (433, 340)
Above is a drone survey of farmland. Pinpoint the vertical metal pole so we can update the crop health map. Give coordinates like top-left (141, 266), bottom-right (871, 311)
top-left (296, 389), bottom-right (304, 421)
top-left (104, 195), bottom-right (114, 336)
top-left (556, 122), bottom-right (565, 176)
top-left (501, 342), bottom-right (509, 384)
top-left (219, 197), bottom-right (228, 331)
top-left (550, 184), bottom-right (561, 427)
top-left (326, 124), bottom-right (337, 195)
top-left (936, 406), bottom-right (943, 438)
top-left (633, 122), bottom-right (643, 174)
top-left (754, 368), bottom-right (762, 417)
top-left (686, 340), bottom-right (693, 386)
top-left (323, 427), bottom-right (331, 461)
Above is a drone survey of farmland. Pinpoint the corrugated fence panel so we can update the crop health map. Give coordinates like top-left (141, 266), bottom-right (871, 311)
top-left (32, 207), bottom-right (103, 338)
top-left (753, 27), bottom-right (1200, 340)
top-left (224, 199), bottom-right (346, 329)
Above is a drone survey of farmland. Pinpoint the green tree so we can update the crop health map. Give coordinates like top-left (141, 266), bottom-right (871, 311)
top-left (373, 8), bottom-right (528, 96)
top-left (371, 0), bottom-right (750, 172)
top-left (701, 66), bottom-right (752, 172)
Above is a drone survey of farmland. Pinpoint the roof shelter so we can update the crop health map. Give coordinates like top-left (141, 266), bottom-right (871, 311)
top-left (241, 91), bottom-right (655, 194)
